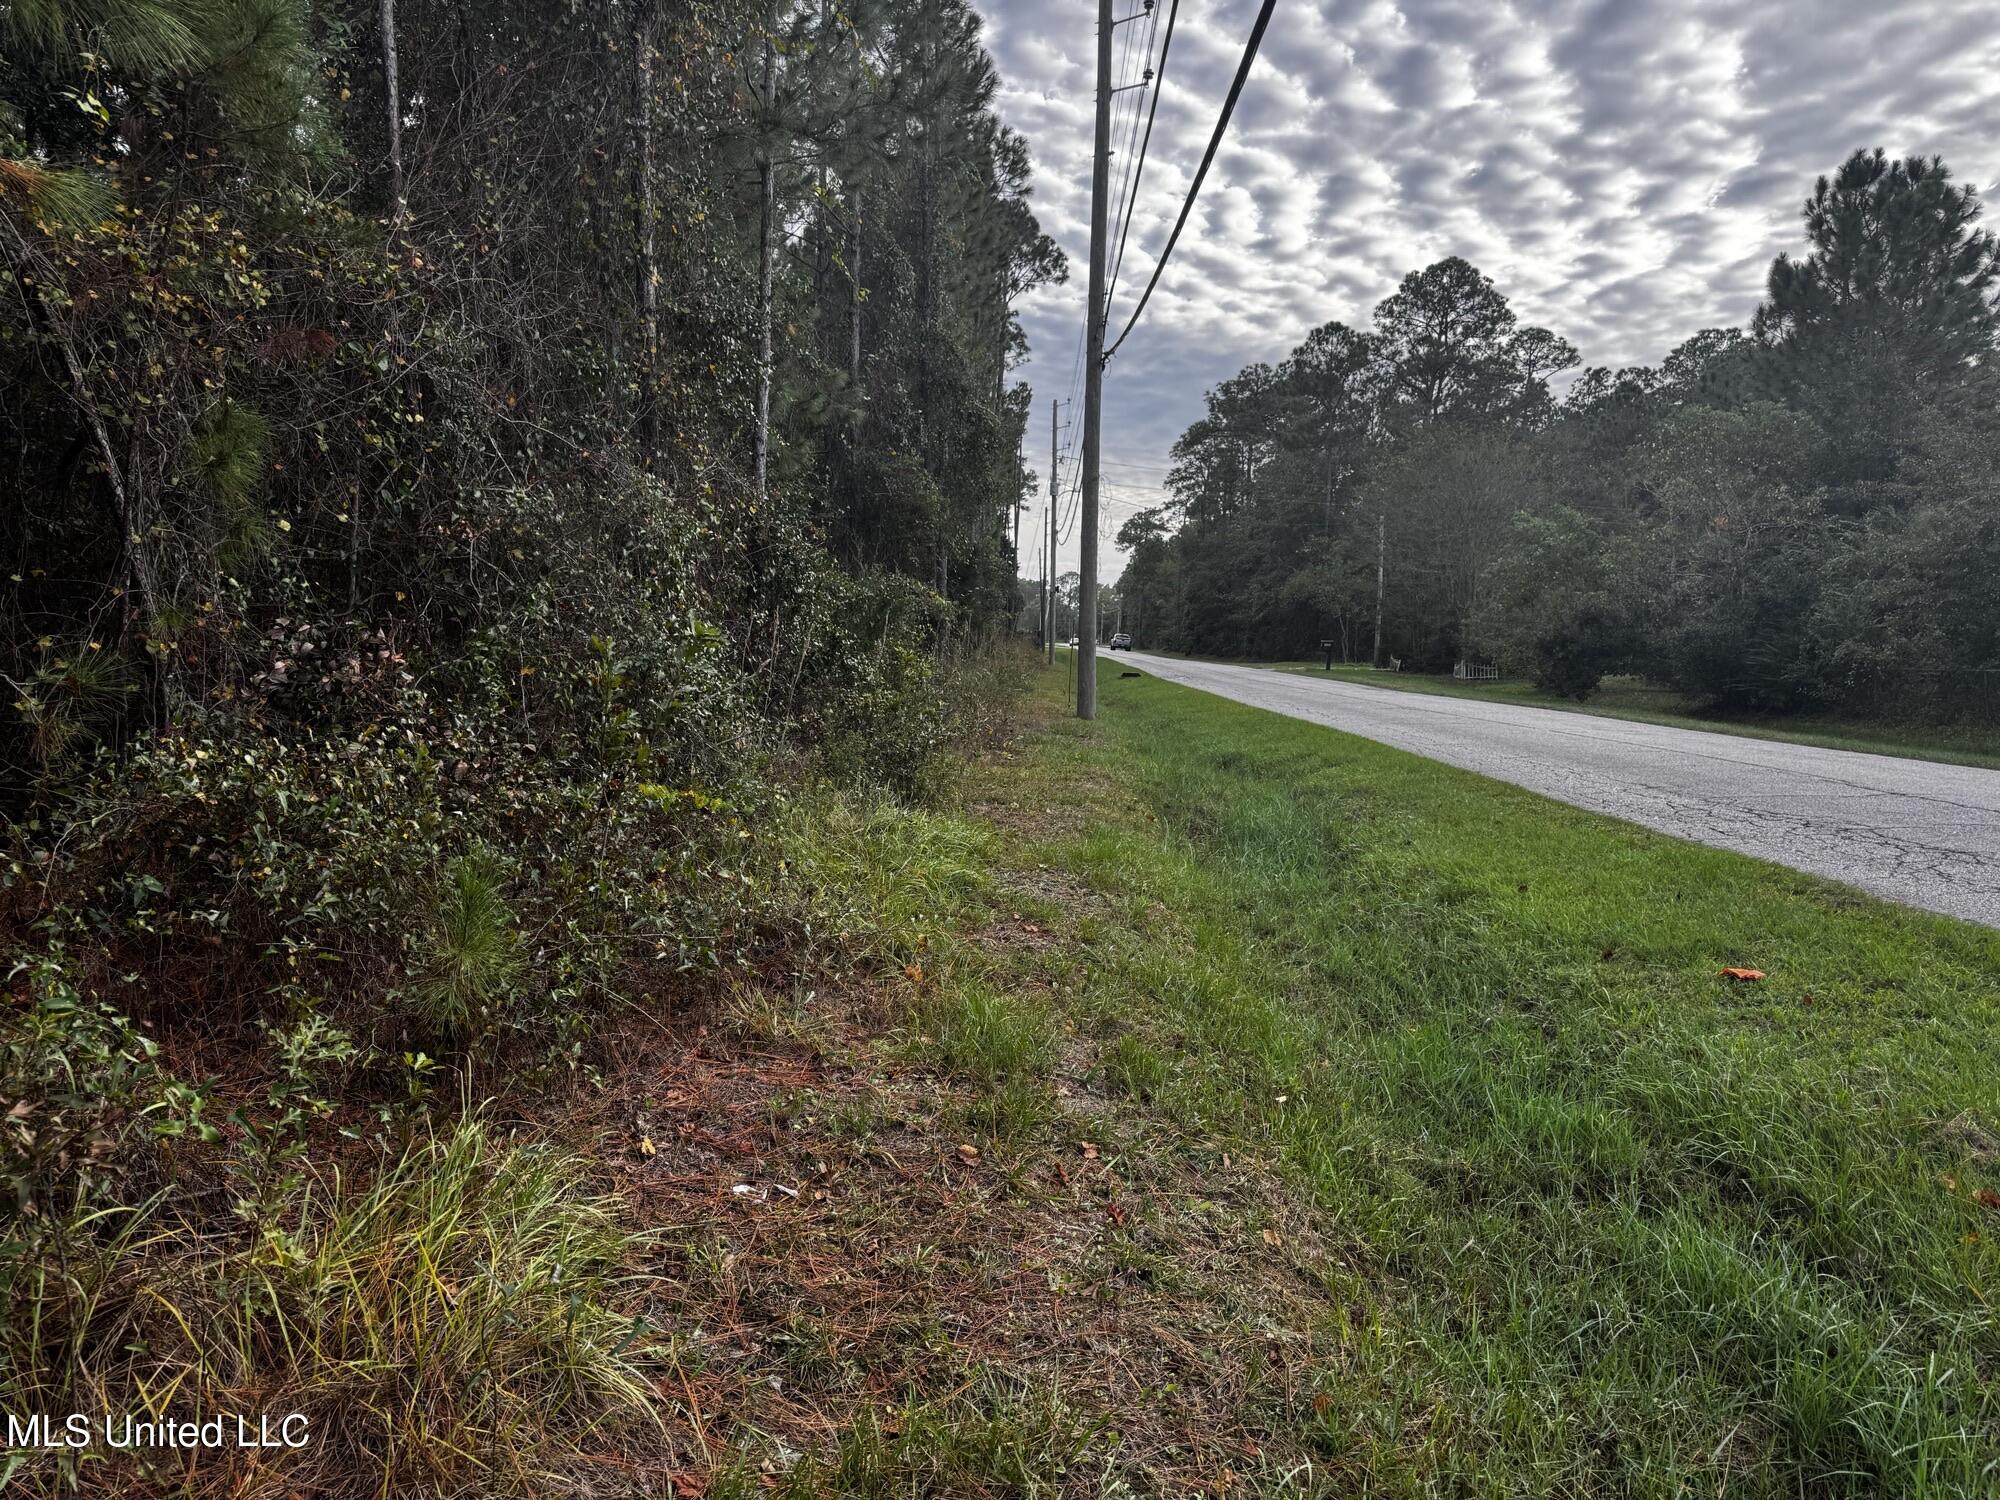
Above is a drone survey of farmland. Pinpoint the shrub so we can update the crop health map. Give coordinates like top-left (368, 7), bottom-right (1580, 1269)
top-left (783, 566), bottom-right (954, 799)
top-left (407, 851), bottom-right (525, 1041)
top-left (0, 952), bottom-right (165, 1228)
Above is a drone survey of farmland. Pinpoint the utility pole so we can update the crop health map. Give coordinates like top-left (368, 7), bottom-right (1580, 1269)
top-left (1011, 426), bottom-right (1023, 563)
top-left (1077, 0), bottom-right (1114, 719)
top-left (1046, 398), bottom-right (1060, 664)
top-left (1040, 544), bottom-right (1056, 656)
top-left (1040, 526), bottom-right (1051, 657)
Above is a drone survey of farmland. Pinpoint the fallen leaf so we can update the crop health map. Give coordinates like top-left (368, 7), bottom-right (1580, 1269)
top-left (1261, 1227), bottom-right (1282, 1248)
top-left (1105, 1199), bottom-right (1127, 1226)
top-left (903, 963), bottom-right (923, 984)
top-left (1237, 1438), bottom-right (1262, 1459)
top-left (1312, 1393), bottom-right (1334, 1417)
top-left (1719, 967), bottom-right (1766, 981)
top-left (1942, 1174), bottom-right (1959, 1192)
top-left (1080, 1141), bottom-right (1100, 1160)
top-left (637, 1135), bottom-right (656, 1157)
top-left (957, 1143), bottom-right (980, 1163)
top-left (666, 1473), bottom-right (709, 1497)
top-left (1976, 1188), bottom-right (2000, 1212)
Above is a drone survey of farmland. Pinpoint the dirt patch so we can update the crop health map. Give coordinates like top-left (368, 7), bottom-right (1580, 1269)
top-left (558, 970), bottom-right (1344, 1495)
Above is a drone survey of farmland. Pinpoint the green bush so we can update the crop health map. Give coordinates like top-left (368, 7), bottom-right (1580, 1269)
top-left (408, 852), bottom-right (525, 1041)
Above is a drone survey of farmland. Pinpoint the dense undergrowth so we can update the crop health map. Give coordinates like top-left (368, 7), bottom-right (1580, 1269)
top-left (0, 648), bottom-right (1032, 1500)
top-left (0, 639), bottom-right (1028, 1496)
top-left (2, 0), bottom-right (1062, 1490)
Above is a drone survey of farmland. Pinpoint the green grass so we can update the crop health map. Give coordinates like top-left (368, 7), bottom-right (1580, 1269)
top-left (970, 665), bottom-right (2000, 1496)
top-left (4, 1121), bottom-right (657, 1496)
top-left (706, 1377), bottom-right (1121, 1500)
top-left (1183, 656), bottom-right (2000, 769)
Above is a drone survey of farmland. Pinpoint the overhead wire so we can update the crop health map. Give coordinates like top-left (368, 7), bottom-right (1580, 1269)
top-left (1051, 1), bottom-right (1186, 562)
top-left (1105, 0), bottom-right (1177, 309)
top-left (1103, 0), bottom-right (1278, 364)
top-left (1051, 2), bottom-right (1154, 551)
top-left (1101, 0), bottom-right (1158, 307)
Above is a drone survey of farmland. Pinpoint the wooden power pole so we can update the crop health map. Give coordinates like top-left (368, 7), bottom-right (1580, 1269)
top-left (1077, 0), bottom-right (1114, 718)
top-left (1046, 399), bottom-right (1058, 664)
top-left (1011, 433), bottom-right (1023, 563)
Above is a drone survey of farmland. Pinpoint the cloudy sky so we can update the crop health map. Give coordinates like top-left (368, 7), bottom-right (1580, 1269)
top-left (978, 0), bottom-right (2000, 579)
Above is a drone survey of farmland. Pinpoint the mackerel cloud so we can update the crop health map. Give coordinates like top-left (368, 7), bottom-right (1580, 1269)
top-left (977, 0), bottom-right (2000, 563)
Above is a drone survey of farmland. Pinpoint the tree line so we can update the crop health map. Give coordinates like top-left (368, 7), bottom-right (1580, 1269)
top-left (2, 3), bottom-right (1058, 1483)
top-left (2, 0), bottom-right (1060, 807)
top-left (1117, 148), bottom-right (2000, 717)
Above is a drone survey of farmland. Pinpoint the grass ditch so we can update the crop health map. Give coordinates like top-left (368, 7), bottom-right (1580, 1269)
top-left (975, 662), bottom-right (2000, 1495)
top-left (11, 657), bottom-right (1998, 1495)
top-left (600, 660), bottom-right (2000, 1495)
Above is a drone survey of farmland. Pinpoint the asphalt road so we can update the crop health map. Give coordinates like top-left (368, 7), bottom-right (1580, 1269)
top-left (1116, 651), bottom-right (2000, 928)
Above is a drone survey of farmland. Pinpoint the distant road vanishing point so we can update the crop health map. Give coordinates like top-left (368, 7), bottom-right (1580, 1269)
top-left (1119, 651), bottom-right (2000, 928)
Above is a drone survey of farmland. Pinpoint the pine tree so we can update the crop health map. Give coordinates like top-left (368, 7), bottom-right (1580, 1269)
top-left (1754, 148), bottom-right (2000, 499)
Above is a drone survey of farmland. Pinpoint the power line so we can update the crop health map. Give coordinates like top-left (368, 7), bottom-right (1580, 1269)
top-left (1103, 0), bottom-right (1277, 364)
top-left (1054, 10), bottom-right (1151, 493)
top-left (1105, 0), bottom-right (1177, 309)
top-left (1057, 468), bottom-right (1083, 543)
top-left (1102, 1), bottom-right (1158, 304)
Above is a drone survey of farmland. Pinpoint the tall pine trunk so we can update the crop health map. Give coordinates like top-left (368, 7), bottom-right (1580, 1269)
top-left (753, 39), bottom-right (776, 500)
top-left (633, 0), bottom-right (660, 470)
top-left (368, 0), bottom-right (409, 610)
top-left (379, 0), bottom-right (404, 234)
top-left (847, 192), bottom-right (863, 396)
top-left (1372, 510), bottom-right (1387, 667)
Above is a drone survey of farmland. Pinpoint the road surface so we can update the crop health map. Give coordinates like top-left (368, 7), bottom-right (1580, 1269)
top-left (1115, 651), bottom-right (2000, 928)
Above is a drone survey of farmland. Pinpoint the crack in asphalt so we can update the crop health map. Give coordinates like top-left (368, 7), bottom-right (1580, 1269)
top-left (1117, 652), bottom-right (2000, 928)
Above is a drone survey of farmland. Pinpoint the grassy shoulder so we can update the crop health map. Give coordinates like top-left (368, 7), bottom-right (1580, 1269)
top-left (26, 657), bottom-right (1995, 1496)
top-left (1202, 656), bottom-right (2000, 769)
top-left (631, 663), bottom-right (1999, 1495)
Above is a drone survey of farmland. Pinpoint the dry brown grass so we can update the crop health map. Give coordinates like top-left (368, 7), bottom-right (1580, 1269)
top-left (538, 685), bottom-right (1354, 1495)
